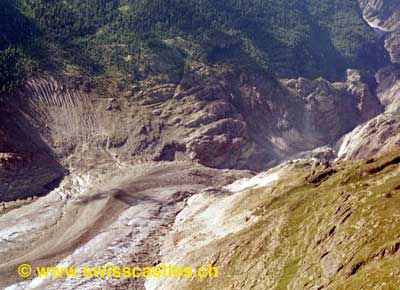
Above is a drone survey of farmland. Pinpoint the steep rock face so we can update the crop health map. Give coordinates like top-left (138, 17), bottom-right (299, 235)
top-left (333, 66), bottom-right (400, 161)
top-left (0, 105), bottom-right (65, 202)
top-left (9, 66), bottom-right (382, 173)
top-left (284, 70), bottom-right (382, 141)
top-left (359, 0), bottom-right (400, 63)
top-left (385, 32), bottom-right (400, 63)
top-left (376, 66), bottom-right (400, 112)
top-left (336, 113), bottom-right (400, 160)
top-left (0, 61), bottom-right (384, 201)
top-left (359, 0), bottom-right (400, 32)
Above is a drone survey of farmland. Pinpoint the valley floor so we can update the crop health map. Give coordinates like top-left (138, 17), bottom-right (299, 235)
top-left (0, 148), bottom-right (399, 290)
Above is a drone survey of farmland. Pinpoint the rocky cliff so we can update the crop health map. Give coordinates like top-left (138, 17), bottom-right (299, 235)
top-left (0, 104), bottom-right (65, 202)
top-left (335, 65), bottom-right (400, 161)
top-left (337, 113), bottom-right (400, 160)
top-left (376, 65), bottom-right (400, 112)
top-left (0, 1), bottom-right (399, 289)
top-left (359, 0), bottom-right (400, 31)
top-left (359, 0), bottom-right (400, 63)
top-left (0, 63), bottom-right (384, 201)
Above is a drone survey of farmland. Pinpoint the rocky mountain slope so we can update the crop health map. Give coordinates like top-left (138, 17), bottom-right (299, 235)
top-left (376, 65), bottom-right (400, 112)
top-left (0, 0), bottom-right (399, 290)
top-left (1, 146), bottom-right (398, 290)
top-left (337, 113), bottom-right (400, 160)
top-left (359, 0), bottom-right (400, 31)
top-left (359, 0), bottom-right (400, 63)
top-left (0, 65), bottom-right (384, 201)
top-left (147, 147), bottom-right (400, 290)
top-left (0, 103), bottom-right (65, 201)
top-left (335, 65), bottom-right (400, 161)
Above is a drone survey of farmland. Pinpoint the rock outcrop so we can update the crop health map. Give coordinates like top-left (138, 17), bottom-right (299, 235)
top-left (376, 65), bottom-right (400, 112)
top-left (325, 1), bottom-right (400, 162)
top-left (385, 32), bottom-right (400, 63)
top-left (332, 65), bottom-right (400, 161)
top-left (0, 2), bottom-right (399, 290)
top-left (359, 0), bottom-right (400, 32)
top-left (13, 69), bottom-right (384, 167)
top-left (336, 113), bottom-right (400, 160)
top-left (359, 0), bottom-right (400, 63)
top-left (0, 62), bottom-right (384, 201)
top-left (0, 105), bottom-right (65, 202)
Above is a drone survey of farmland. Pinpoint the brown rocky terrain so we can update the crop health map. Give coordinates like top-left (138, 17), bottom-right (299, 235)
top-left (335, 65), bottom-right (400, 161)
top-left (0, 103), bottom-right (65, 202)
top-left (0, 64), bottom-right (384, 201)
top-left (359, 0), bottom-right (400, 32)
top-left (336, 113), bottom-right (400, 160)
top-left (0, 2), bottom-right (399, 290)
top-left (359, 0), bottom-right (400, 63)
top-left (376, 65), bottom-right (400, 113)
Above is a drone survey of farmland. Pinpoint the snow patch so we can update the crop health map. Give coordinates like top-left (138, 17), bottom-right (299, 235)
top-left (145, 167), bottom-right (285, 290)
top-left (224, 168), bottom-right (281, 193)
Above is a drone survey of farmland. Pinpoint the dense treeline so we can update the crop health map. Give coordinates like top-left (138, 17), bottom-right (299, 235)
top-left (0, 0), bottom-right (388, 92)
top-left (0, 0), bottom-right (39, 93)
